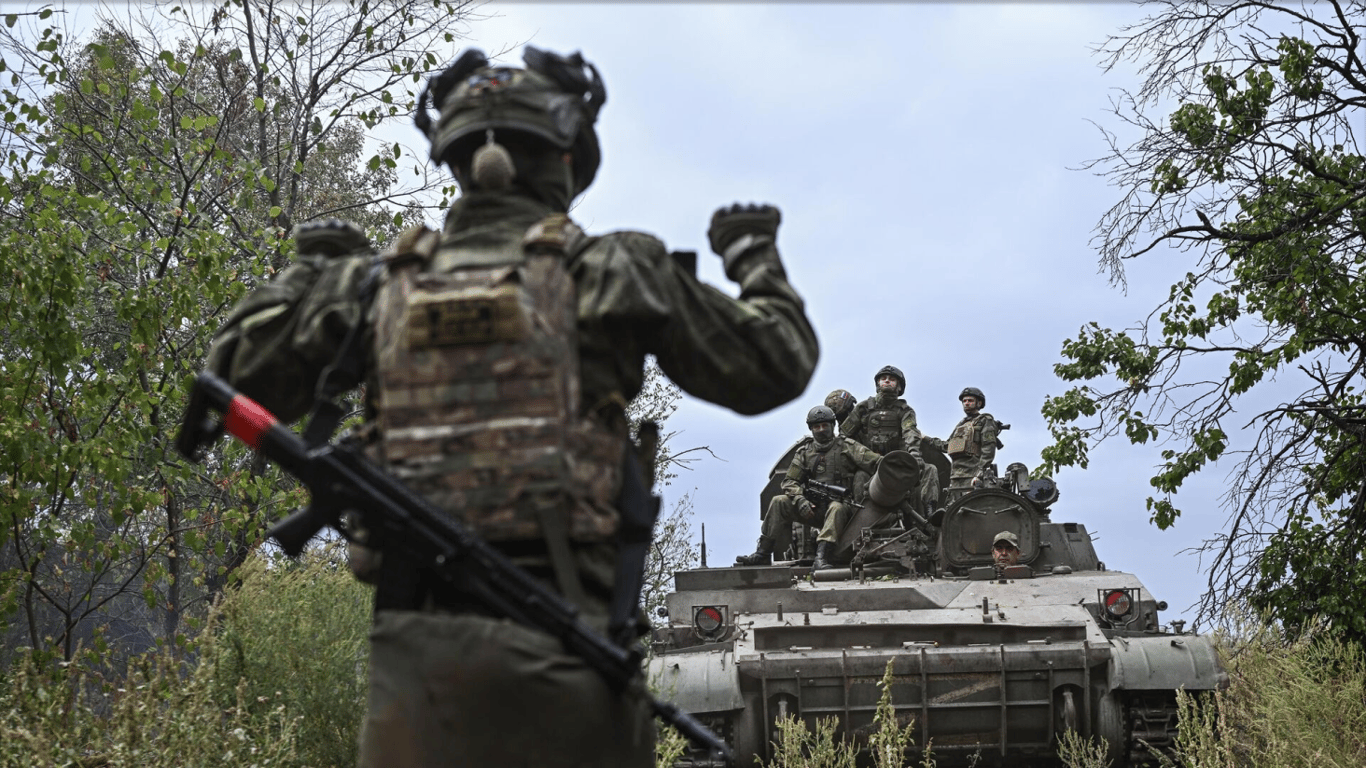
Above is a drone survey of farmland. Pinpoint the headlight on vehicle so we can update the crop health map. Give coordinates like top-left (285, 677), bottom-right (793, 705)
top-left (693, 605), bottom-right (726, 637)
top-left (1102, 588), bottom-right (1133, 619)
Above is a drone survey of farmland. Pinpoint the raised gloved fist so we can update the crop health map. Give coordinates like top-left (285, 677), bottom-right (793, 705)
top-left (707, 203), bottom-right (781, 256)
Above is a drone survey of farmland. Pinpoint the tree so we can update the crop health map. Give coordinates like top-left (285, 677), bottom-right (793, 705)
top-left (628, 358), bottom-right (702, 620)
top-left (0, 0), bottom-right (474, 662)
top-left (1041, 0), bottom-right (1366, 639)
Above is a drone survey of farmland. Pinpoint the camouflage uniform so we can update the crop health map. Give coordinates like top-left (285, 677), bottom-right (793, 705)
top-left (760, 437), bottom-right (880, 553)
top-left (206, 47), bottom-right (817, 768)
top-left (931, 412), bottom-right (1001, 491)
top-left (841, 380), bottom-right (940, 512)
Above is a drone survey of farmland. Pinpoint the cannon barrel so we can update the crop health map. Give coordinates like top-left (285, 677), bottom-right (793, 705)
top-left (867, 450), bottom-right (922, 507)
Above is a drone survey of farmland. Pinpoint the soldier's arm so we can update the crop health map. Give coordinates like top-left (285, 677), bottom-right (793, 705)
top-left (577, 225), bottom-right (817, 417)
top-left (901, 406), bottom-right (924, 446)
top-left (979, 417), bottom-right (1000, 466)
top-left (839, 405), bottom-right (864, 440)
top-left (205, 252), bottom-right (373, 423)
top-left (781, 449), bottom-right (807, 497)
top-left (847, 440), bottom-right (882, 476)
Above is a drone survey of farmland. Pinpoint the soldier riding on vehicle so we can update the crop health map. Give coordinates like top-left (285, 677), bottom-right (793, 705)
top-left (737, 406), bottom-right (880, 569)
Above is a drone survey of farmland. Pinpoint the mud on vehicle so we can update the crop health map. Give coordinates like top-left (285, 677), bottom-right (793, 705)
top-left (647, 449), bottom-right (1226, 767)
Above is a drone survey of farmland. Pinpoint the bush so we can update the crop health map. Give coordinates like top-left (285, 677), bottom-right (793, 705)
top-left (0, 543), bottom-right (371, 768)
top-left (208, 545), bottom-right (372, 768)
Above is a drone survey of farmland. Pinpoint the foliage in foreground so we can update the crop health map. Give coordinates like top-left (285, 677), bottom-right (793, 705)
top-left (0, 545), bottom-right (371, 768)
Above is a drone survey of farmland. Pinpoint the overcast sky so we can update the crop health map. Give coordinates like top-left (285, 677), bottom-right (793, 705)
top-left (453, 2), bottom-right (1236, 624)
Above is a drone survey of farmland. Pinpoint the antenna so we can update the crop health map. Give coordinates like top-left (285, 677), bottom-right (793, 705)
top-left (700, 523), bottom-right (708, 568)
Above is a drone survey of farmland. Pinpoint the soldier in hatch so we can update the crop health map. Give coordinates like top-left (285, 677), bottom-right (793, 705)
top-left (204, 45), bottom-right (818, 768)
top-left (926, 387), bottom-right (1003, 500)
top-left (737, 406), bottom-right (880, 570)
top-left (841, 365), bottom-right (940, 513)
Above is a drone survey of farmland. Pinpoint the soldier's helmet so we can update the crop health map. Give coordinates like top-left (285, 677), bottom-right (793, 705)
top-left (959, 386), bottom-right (986, 406)
top-left (823, 389), bottom-right (857, 423)
top-left (414, 46), bottom-right (606, 198)
top-left (874, 365), bottom-right (906, 397)
top-left (806, 405), bottom-right (837, 425)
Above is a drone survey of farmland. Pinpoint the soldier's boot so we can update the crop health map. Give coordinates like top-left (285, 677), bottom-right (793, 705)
top-left (735, 536), bottom-right (775, 566)
top-left (811, 541), bottom-right (834, 571)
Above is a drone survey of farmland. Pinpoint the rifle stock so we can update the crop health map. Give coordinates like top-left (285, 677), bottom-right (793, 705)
top-left (176, 371), bottom-right (732, 763)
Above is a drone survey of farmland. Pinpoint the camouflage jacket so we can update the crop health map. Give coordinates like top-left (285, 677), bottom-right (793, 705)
top-left (839, 394), bottom-right (922, 455)
top-left (932, 412), bottom-right (1001, 472)
top-left (205, 192), bottom-right (819, 426)
top-left (779, 437), bottom-right (881, 500)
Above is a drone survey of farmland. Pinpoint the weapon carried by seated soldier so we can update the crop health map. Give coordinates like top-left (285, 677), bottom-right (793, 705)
top-left (801, 478), bottom-right (862, 508)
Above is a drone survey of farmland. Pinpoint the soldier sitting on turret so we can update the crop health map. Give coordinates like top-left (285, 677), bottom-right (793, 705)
top-left (737, 406), bottom-right (880, 569)
top-left (841, 365), bottom-right (940, 516)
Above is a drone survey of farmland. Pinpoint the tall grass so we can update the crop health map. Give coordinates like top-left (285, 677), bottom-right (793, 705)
top-left (1166, 624), bottom-right (1366, 768)
top-left (0, 544), bottom-right (371, 768)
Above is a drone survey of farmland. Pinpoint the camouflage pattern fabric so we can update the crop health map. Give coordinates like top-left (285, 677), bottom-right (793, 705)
top-left (933, 411), bottom-right (1001, 488)
top-left (839, 394), bottom-right (923, 455)
top-left (205, 190), bottom-right (818, 768)
top-left (763, 437), bottom-right (880, 548)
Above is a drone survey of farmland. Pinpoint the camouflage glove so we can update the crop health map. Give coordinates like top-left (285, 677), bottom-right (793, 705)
top-left (707, 203), bottom-right (781, 281)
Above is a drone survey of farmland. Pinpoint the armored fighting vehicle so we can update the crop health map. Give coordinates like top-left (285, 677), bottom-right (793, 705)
top-left (647, 449), bottom-right (1226, 767)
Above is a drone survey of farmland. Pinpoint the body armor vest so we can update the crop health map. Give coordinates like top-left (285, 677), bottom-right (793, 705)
top-left (804, 441), bottom-right (847, 486)
top-left (862, 400), bottom-right (906, 454)
top-left (946, 415), bottom-right (984, 460)
top-left (367, 215), bottom-right (623, 543)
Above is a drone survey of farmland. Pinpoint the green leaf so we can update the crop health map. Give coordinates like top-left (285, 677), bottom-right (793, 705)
top-left (253, 96), bottom-right (266, 112)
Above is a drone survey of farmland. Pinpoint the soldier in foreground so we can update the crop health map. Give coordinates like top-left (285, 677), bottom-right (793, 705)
top-left (926, 386), bottom-right (1003, 500)
top-left (737, 406), bottom-right (879, 568)
top-left (204, 46), bottom-right (817, 768)
top-left (840, 365), bottom-right (939, 514)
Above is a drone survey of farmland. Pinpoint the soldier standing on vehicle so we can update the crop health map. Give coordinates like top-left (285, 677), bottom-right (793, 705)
top-left (926, 387), bottom-right (1003, 500)
top-left (840, 365), bottom-right (939, 513)
top-left (737, 406), bottom-right (879, 569)
top-left (204, 45), bottom-right (818, 768)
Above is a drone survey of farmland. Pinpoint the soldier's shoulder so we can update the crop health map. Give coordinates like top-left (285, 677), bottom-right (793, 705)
top-left (587, 229), bottom-right (668, 257)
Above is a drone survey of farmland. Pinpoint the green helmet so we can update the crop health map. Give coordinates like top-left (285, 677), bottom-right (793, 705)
top-left (415, 46), bottom-right (606, 198)
top-left (806, 405), bottom-right (837, 426)
top-left (874, 365), bottom-right (906, 397)
top-left (960, 387), bottom-right (986, 406)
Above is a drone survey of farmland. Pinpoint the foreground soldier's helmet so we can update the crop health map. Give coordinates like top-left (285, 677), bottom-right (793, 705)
top-left (960, 387), bottom-right (986, 406)
top-left (874, 365), bottom-right (906, 397)
top-left (806, 405), bottom-right (837, 425)
top-left (414, 46), bottom-right (607, 197)
top-left (823, 389), bottom-right (857, 423)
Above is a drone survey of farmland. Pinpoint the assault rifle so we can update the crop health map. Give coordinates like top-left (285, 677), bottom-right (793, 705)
top-left (175, 371), bottom-right (732, 763)
top-left (801, 479), bottom-right (862, 508)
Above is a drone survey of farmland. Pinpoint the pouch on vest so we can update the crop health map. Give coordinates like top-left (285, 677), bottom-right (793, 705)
top-left (367, 214), bottom-right (623, 544)
top-left (946, 419), bottom-right (981, 460)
